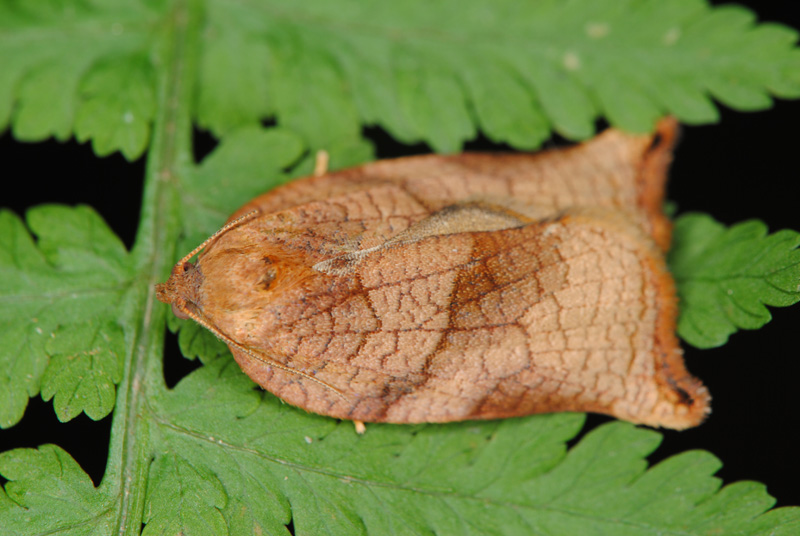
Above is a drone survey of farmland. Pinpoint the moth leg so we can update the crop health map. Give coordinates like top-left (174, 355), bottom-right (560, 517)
top-left (314, 150), bottom-right (329, 177)
top-left (354, 420), bottom-right (366, 434)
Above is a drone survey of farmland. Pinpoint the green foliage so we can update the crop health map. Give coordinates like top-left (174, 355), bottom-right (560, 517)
top-left (146, 359), bottom-right (799, 536)
top-left (0, 206), bottom-right (131, 428)
top-left (670, 213), bottom-right (800, 348)
top-left (0, 444), bottom-right (117, 535)
top-left (0, 1), bottom-right (160, 158)
top-left (3, 0), bottom-right (800, 157)
top-left (5, 359), bottom-right (799, 535)
top-left (74, 54), bottom-right (157, 158)
top-left (41, 321), bottom-right (125, 422)
top-left (1, 0), bottom-right (800, 534)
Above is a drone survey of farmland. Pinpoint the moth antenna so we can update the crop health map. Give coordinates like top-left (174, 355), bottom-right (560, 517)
top-left (234, 343), bottom-right (348, 402)
top-left (178, 304), bottom-right (347, 401)
top-left (176, 210), bottom-right (262, 266)
top-left (313, 150), bottom-right (329, 177)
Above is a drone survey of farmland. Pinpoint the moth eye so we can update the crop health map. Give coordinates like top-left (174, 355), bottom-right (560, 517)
top-left (181, 262), bottom-right (193, 273)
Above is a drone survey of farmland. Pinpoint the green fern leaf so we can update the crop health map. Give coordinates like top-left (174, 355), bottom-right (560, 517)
top-left (669, 213), bottom-right (800, 348)
top-left (0, 1), bottom-right (160, 155)
top-left (0, 206), bottom-right (131, 428)
top-left (4, 1), bottom-right (800, 156)
top-left (132, 358), bottom-right (799, 535)
top-left (0, 444), bottom-right (117, 535)
top-left (167, 315), bottom-right (230, 364)
top-left (143, 452), bottom-right (228, 536)
top-left (5, 366), bottom-right (799, 535)
top-left (196, 0), bottom-right (800, 149)
top-left (74, 55), bottom-right (157, 160)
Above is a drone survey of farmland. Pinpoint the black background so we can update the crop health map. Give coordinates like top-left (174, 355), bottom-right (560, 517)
top-left (1, 0), bottom-right (799, 513)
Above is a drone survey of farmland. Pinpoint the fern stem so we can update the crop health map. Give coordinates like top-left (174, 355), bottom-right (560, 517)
top-left (102, 0), bottom-right (202, 533)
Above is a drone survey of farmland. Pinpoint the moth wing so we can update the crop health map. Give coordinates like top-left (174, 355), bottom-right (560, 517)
top-left (244, 206), bottom-right (707, 430)
top-left (231, 119), bottom-right (677, 248)
top-left (359, 207), bottom-right (707, 429)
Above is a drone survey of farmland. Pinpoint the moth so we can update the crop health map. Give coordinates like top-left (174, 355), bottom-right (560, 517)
top-left (157, 118), bottom-right (710, 429)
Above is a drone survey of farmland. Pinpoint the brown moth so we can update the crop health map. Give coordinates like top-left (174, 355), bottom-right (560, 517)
top-left (156, 118), bottom-right (710, 429)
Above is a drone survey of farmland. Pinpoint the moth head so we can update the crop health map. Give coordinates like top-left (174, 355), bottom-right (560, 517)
top-left (155, 210), bottom-right (263, 321)
top-left (155, 260), bottom-right (204, 320)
